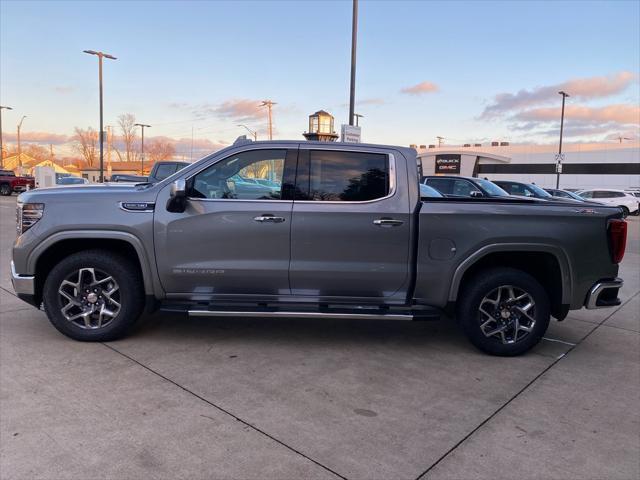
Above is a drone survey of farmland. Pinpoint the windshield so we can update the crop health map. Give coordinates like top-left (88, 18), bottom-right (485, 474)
top-left (528, 183), bottom-right (552, 197)
top-left (419, 183), bottom-right (444, 198)
top-left (476, 179), bottom-right (509, 196)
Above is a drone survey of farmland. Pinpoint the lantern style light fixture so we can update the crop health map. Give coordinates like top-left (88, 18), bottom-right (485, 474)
top-left (303, 110), bottom-right (339, 142)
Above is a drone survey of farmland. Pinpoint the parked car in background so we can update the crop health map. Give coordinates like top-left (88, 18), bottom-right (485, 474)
top-left (147, 161), bottom-right (190, 183)
top-left (624, 188), bottom-right (640, 198)
top-left (493, 180), bottom-right (582, 203)
top-left (109, 161), bottom-right (190, 184)
top-left (544, 188), bottom-right (589, 202)
top-left (423, 176), bottom-right (509, 198)
top-left (57, 176), bottom-right (89, 185)
top-left (577, 189), bottom-right (640, 216)
top-left (419, 183), bottom-right (444, 198)
top-left (110, 174), bottom-right (147, 183)
top-left (0, 169), bottom-right (35, 196)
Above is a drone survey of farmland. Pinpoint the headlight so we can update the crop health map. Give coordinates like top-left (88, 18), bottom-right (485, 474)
top-left (16, 202), bottom-right (44, 234)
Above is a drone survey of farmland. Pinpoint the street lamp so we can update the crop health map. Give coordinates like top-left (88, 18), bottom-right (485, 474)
top-left (348, 0), bottom-right (359, 126)
top-left (17, 115), bottom-right (27, 172)
top-left (237, 124), bottom-right (257, 141)
top-left (0, 105), bottom-right (12, 167)
top-left (83, 49), bottom-right (117, 182)
top-left (134, 123), bottom-right (151, 174)
top-left (556, 90), bottom-right (569, 189)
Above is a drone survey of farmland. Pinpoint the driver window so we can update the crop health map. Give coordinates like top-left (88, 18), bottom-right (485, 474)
top-left (189, 149), bottom-right (286, 200)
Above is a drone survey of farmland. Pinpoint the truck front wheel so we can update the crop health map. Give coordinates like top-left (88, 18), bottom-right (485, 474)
top-left (0, 183), bottom-right (11, 196)
top-left (457, 267), bottom-right (550, 356)
top-left (43, 250), bottom-right (144, 341)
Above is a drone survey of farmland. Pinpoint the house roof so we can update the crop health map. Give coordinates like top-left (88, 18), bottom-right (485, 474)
top-left (2, 153), bottom-right (39, 170)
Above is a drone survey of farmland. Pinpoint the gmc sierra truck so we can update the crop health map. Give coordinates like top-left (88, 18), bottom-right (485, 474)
top-left (11, 138), bottom-right (627, 356)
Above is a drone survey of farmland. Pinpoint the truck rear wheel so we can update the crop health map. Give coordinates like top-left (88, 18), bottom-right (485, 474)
top-left (43, 250), bottom-right (144, 341)
top-left (456, 267), bottom-right (550, 356)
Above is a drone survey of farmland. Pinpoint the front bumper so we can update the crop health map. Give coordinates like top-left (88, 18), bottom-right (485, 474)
top-left (10, 260), bottom-right (35, 295)
top-left (585, 278), bottom-right (623, 309)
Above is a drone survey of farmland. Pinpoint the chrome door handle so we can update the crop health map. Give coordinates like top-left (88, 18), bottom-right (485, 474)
top-left (254, 215), bottom-right (286, 223)
top-left (373, 218), bottom-right (404, 227)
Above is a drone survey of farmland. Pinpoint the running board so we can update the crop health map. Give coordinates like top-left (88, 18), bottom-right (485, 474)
top-left (188, 310), bottom-right (415, 321)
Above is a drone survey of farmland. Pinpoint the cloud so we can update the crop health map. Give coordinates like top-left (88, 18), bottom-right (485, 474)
top-left (3, 131), bottom-right (70, 144)
top-left (400, 81), bottom-right (439, 95)
top-left (514, 104), bottom-right (640, 125)
top-left (53, 86), bottom-right (75, 94)
top-left (482, 71), bottom-right (637, 118)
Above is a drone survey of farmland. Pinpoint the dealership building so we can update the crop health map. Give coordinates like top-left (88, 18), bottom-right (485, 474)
top-left (415, 141), bottom-right (640, 190)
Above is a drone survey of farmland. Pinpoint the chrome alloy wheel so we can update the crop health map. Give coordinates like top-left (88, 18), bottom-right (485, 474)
top-left (478, 285), bottom-right (536, 344)
top-left (58, 268), bottom-right (121, 329)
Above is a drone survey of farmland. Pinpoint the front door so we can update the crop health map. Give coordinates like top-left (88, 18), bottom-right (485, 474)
top-left (154, 148), bottom-right (297, 297)
top-left (289, 147), bottom-right (412, 299)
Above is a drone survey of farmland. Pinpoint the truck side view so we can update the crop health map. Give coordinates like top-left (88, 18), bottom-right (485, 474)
top-left (11, 139), bottom-right (627, 355)
top-left (0, 169), bottom-right (34, 196)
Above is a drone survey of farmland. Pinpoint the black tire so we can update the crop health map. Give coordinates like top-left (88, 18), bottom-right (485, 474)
top-left (620, 206), bottom-right (629, 218)
top-left (43, 250), bottom-right (144, 341)
top-left (456, 267), bottom-right (550, 356)
top-left (0, 183), bottom-right (11, 196)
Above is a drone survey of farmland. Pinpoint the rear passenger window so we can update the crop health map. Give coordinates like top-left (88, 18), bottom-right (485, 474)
top-left (304, 150), bottom-right (390, 202)
top-left (593, 191), bottom-right (613, 198)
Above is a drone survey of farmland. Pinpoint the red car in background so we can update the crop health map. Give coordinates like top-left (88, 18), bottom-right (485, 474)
top-left (0, 169), bottom-right (35, 196)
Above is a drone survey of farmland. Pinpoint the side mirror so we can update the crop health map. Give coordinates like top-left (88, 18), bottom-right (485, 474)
top-left (170, 178), bottom-right (186, 198)
top-left (167, 179), bottom-right (187, 213)
top-left (470, 190), bottom-right (483, 198)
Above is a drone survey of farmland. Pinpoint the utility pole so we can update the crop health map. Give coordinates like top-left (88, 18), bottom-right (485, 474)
top-left (83, 50), bottom-right (117, 182)
top-left (17, 116), bottom-right (26, 172)
top-left (106, 126), bottom-right (112, 180)
top-left (556, 90), bottom-right (569, 189)
top-left (348, 0), bottom-right (358, 126)
top-left (134, 123), bottom-right (151, 174)
top-left (260, 100), bottom-right (276, 140)
top-left (437, 136), bottom-right (445, 147)
top-left (191, 125), bottom-right (194, 162)
top-left (0, 105), bottom-right (13, 167)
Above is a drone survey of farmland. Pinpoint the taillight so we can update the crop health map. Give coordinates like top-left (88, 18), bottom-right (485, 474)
top-left (608, 219), bottom-right (627, 264)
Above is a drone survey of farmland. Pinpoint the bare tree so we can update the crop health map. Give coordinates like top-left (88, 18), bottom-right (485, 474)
top-left (118, 113), bottom-right (137, 163)
top-left (72, 127), bottom-right (98, 166)
top-left (147, 139), bottom-right (176, 164)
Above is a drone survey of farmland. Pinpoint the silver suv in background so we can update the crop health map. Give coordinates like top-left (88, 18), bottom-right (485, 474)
top-left (577, 189), bottom-right (640, 216)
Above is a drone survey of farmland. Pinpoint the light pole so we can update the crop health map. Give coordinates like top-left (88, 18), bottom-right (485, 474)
top-left (354, 113), bottom-right (363, 127)
top-left (17, 115), bottom-right (27, 172)
top-left (134, 123), bottom-right (151, 174)
top-left (83, 50), bottom-right (117, 182)
top-left (556, 90), bottom-right (569, 189)
top-left (0, 105), bottom-right (12, 167)
top-left (237, 124), bottom-right (257, 141)
top-left (348, 0), bottom-right (358, 126)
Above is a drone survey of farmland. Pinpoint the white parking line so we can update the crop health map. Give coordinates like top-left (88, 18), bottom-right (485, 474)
top-left (542, 337), bottom-right (577, 346)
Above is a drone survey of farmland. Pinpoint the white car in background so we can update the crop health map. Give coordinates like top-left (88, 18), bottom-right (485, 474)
top-left (577, 189), bottom-right (640, 216)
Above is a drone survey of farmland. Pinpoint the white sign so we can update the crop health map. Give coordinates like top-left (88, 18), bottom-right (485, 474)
top-left (341, 124), bottom-right (361, 143)
top-left (555, 153), bottom-right (564, 173)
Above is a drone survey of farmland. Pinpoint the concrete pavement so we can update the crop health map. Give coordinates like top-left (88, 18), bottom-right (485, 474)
top-left (1, 195), bottom-right (638, 479)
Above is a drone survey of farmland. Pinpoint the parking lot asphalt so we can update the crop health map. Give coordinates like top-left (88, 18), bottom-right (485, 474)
top-left (0, 194), bottom-right (638, 480)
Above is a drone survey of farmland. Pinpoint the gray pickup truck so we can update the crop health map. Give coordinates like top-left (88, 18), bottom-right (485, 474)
top-left (11, 138), bottom-right (627, 355)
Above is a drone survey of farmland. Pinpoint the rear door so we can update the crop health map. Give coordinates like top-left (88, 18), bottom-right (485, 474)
top-left (289, 147), bottom-right (412, 299)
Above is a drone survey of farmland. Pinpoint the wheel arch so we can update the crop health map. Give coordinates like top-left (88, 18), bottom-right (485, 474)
top-left (449, 244), bottom-right (572, 320)
top-left (29, 231), bottom-right (157, 305)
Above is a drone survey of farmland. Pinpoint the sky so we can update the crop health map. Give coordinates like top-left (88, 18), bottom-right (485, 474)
top-left (1, 0), bottom-right (639, 159)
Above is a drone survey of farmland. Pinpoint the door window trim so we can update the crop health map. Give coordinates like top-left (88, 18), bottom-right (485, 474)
top-left (185, 147), bottom-right (297, 203)
top-left (294, 148), bottom-right (397, 204)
